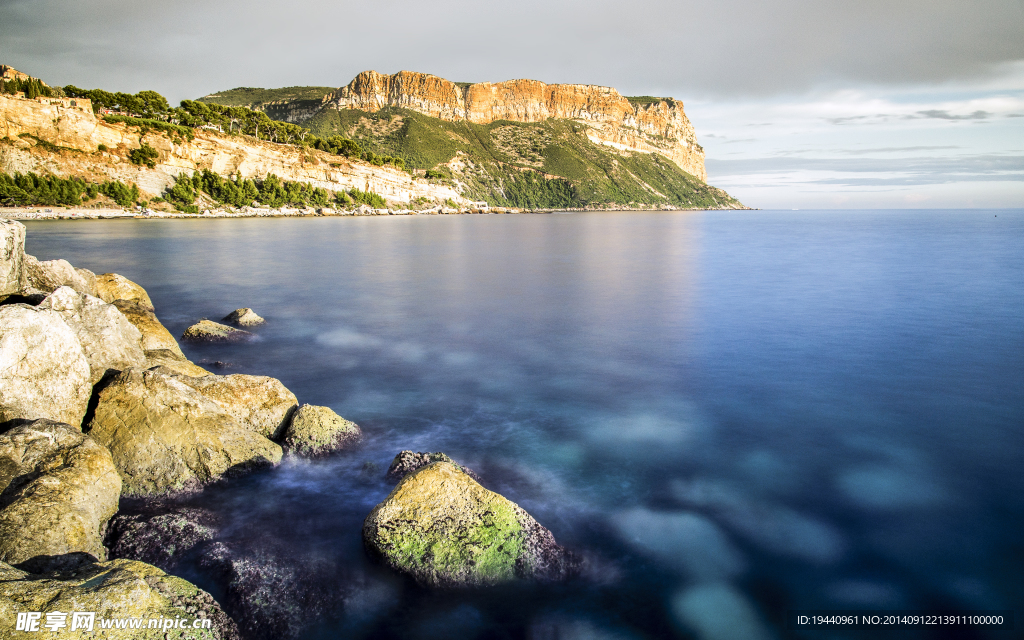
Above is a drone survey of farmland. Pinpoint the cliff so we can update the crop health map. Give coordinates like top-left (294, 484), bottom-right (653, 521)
top-left (0, 94), bottom-right (462, 205)
top-left (326, 71), bottom-right (706, 182)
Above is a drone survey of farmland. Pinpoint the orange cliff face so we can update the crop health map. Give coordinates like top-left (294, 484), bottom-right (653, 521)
top-left (327, 71), bottom-right (707, 182)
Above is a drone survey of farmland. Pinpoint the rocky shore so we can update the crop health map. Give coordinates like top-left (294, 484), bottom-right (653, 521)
top-left (0, 202), bottom-right (720, 220)
top-left (0, 218), bottom-right (579, 638)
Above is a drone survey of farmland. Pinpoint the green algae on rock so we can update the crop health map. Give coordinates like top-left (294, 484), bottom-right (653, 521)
top-left (363, 461), bottom-right (577, 587)
top-left (281, 404), bottom-right (360, 457)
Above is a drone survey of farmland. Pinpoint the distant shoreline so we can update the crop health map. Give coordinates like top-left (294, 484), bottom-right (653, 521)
top-left (1, 204), bottom-right (748, 220)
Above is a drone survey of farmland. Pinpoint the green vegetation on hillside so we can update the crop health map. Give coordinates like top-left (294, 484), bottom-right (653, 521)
top-left (303, 106), bottom-right (740, 209)
top-left (0, 76), bottom-right (56, 99)
top-left (0, 172), bottom-right (140, 207)
top-left (164, 169), bottom-right (385, 213)
top-left (198, 86), bottom-right (336, 108)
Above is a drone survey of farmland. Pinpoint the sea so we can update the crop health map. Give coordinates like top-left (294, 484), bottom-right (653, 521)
top-left (23, 209), bottom-right (1024, 639)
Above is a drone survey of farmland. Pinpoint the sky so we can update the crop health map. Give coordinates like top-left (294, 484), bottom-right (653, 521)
top-left (2, 0), bottom-right (1022, 208)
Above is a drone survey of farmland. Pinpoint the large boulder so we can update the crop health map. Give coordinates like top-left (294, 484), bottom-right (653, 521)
top-left (23, 253), bottom-right (96, 296)
top-left (0, 220), bottom-right (26, 297)
top-left (111, 299), bottom-right (211, 376)
top-left (87, 368), bottom-right (283, 497)
top-left (38, 286), bottom-right (147, 385)
top-left (94, 272), bottom-right (154, 310)
top-left (363, 461), bottom-right (577, 587)
top-left (0, 420), bottom-right (121, 565)
top-left (0, 558), bottom-right (240, 640)
top-left (281, 404), bottom-right (360, 457)
top-left (0, 304), bottom-right (91, 427)
top-left (222, 308), bottom-right (265, 327)
top-left (176, 374), bottom-right (297, 440)
top-left (182, 320), bottom-right (252, 343)
top-left (112, 299), bottom-right (183, 355)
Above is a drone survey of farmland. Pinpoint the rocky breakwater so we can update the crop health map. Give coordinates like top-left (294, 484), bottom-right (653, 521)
top-left (0, 219), bottom-right (364, 637)
top-left (328, 70), bottom-right (707, 181)
top-left (0, 93), bottom-right (465, 205)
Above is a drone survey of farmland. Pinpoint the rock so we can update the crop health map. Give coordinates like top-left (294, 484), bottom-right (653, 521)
top-left (609, 508), bottom-right (745, 582)
top-left (112, 299), bottom-right (185, 355)
top-left (223, 307), bottom-right (265, 326)
top-left (0, 220), bottom-right (26, 297)
top-left (176, 373), bottom-right (298, 440)
top-left (0, 419), bottom-right (121, 565)
top-left (144, 349), bottom-right (212, 377)
top-left (281, 404), bottom-right (360, 457)
top-left (670, 583), bottom-right (775, 640)
top-left (363, 461), bottom-right (577, 587)
top-left (182, 320), bottom-right (253, 343)
top-left (94, 272), bottom-right (154, 310)
top-left (87, 368), bottom-right (283, 497)
top-left (0, 304), bottom-right (91, 427)
top-left (385, 450), bottom-right (479, 482)
top-left (670, 478), bottom-right (846, 564)
top-left (198, 541), bottom-right (345, 640)
top-left (38, 286), bottom-right (147, 385)
top-left (0, 558), bottom-right (241, 640)
top-left (107, 507), bottom-right (219, 570)
top-left (23, 253), bottom-right (96, 295)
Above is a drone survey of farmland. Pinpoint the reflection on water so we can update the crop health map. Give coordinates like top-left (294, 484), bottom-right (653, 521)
top-left (25, 210), bottom-right (1024, 639)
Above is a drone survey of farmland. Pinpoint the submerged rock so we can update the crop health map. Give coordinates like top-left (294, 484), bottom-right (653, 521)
top-left (177, 373), bottom-right (298, 440)
top-left (23, 253), bottom-right (96, 296)
top-left (0, 304), bottom-right (91, 427)
top-left (281, 404), bottom-right (360, 457)
top-left (38, 286), bottom-right (147, 385)
top-left (670, 583), bottom-right (775, 640)
top-left (94, 272), bottom-right (155, 310)
top-left (670, 478), bottom-right (846, 564)
top-left (0, 419), bottom-right (121, 565)
top-left (609, 508), bottom-right (745, 582)
top-left (363, 461), bottom-right (577, 587)
top-left (107, 507), bottom-right (220, 570)
top-left (223, 307), bottom-right (265, 327)
top-left (0, 558), bottom-right (240, 640)
top-left (0, 220), bottom-right (26, 297)
top-left (182, 319), bottom-right (253, 343)
top-left (385, 450), bottom-right (479, 482)
top-left (87, 367), bottom-right (283, 497)
top-left (198, 541), bottom-right (345, 640)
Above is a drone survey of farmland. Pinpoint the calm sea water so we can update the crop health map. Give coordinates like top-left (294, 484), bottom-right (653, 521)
top-left (24, 210), bottom-right (1024, 639)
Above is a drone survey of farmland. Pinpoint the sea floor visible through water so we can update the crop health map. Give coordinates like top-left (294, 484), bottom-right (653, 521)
top-left (24, 210), bottom-right (1024, 639)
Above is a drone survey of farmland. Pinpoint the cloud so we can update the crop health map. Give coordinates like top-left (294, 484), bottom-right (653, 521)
top-left (706, 154), bottom-right (1024, 186)
top-left (0, 0), bottom-right (1022, 100)
top-left (911, 110), bottom-right (992, 120)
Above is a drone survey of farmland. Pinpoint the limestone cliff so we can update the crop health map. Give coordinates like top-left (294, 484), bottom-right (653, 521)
top-left (0, 94), bottom-right (462, 205)
top-left (326, 71), bottom-right (706, 182)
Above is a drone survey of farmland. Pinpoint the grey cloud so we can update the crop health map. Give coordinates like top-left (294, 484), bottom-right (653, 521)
top-left (1, 0), bottom-right (1022, 101)
top-left (910, 110), bottom-right (992, 120)
top-left (707, 154), bottom-right (1024, 185)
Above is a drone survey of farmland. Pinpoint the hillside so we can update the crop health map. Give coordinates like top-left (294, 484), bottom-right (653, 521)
top-left (200, 71), bottom-right (745, 210)
top-left (0, 93), bottom-right (461, 208)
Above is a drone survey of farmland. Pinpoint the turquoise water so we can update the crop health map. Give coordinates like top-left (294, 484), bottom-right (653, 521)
top-left (25, 210), bottom-right (1024, 639)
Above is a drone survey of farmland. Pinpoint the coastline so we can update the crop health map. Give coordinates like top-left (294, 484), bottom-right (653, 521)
top-left (1, 203), bottom-right (750, 220)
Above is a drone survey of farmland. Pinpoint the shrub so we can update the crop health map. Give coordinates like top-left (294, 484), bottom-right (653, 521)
top-left (128, 143), bottom-right (159, 168)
